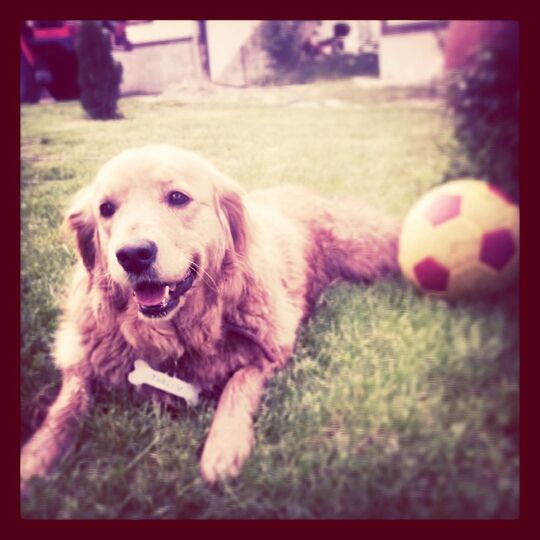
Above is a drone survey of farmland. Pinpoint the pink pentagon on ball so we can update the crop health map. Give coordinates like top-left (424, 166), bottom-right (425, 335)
top-left (414, 257), bottom-right (449, 292)
top-left (480, 228), bottom-right (516, 270)
top-left (425, 194), bottom-right (462, 226)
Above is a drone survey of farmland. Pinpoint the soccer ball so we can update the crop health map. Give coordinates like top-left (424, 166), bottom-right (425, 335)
top-left (399, 179), bottom-right (519, 298)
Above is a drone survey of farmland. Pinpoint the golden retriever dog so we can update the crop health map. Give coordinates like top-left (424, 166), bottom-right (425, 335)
top-left (21, 144), bottom-right (399, 490)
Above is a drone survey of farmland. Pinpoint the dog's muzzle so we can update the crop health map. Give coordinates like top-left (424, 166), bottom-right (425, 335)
top-left (133, 264), bottom-right (197, 318)
top-left (115, 241), bottom-right (199, 318)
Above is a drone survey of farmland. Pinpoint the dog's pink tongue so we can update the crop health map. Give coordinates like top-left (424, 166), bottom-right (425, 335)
top-left (134, 284), bottom-right (167, 307)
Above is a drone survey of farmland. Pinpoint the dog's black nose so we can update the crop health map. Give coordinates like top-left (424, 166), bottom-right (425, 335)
top-left (116, 241), bottom-right (157, 274)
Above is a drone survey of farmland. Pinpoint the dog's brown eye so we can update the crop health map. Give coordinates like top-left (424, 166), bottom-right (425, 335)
top-left (99, 201), bottom-right (116, 218)
top-left (167, 191), bottom-right (191, 207)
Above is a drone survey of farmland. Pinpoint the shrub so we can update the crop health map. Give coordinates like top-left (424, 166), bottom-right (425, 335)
top-left (260, 20), bottom-right (307, 71)
top-left (295, 53), bottom-right (379, 83)
top-left (260, 21), bottom-right (379, 85)
top-left (76, 20), bottom-right (123, 120)
top-left (445, 44), bottom-right (519, 201)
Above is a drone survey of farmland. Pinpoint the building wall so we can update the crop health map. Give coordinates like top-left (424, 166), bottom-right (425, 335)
top-left (205, 20), bottom-right (262, 85)
top-left (112, 20), bottom-right (267, 93)
top-left (112, 39), bottom-right (199, 95)
top-left (124, 20), bottom-right (195, 44)
top-left (379, 29), bottom-right (446, 85)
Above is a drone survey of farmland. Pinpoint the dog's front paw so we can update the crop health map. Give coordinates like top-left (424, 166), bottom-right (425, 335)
top-left (21, 438), bottom-right (53, 480)
top-left (200, 423), bottom-right (255, 483)
top-left (20, 449), bottom-right (44, 500)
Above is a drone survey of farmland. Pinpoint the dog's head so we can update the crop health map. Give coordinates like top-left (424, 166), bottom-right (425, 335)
top-left (66, 145), bottom-right (248, 321)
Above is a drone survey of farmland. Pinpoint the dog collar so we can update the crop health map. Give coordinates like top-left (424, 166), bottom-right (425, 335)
top-left (128, 359), bottom-right (200, 406)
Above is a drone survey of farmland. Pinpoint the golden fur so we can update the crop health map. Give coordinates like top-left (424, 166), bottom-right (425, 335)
top-left (21, 145), bottom-right (399, 488)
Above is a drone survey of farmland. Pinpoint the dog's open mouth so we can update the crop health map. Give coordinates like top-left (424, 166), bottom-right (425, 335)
top-left (133, 264), bottom-right (197, 318)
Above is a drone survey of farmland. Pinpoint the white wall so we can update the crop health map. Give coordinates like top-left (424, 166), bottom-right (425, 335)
top-left (205, 20), bottom-right (260, 82)
top-left (379, 30), bottom-right (445, 85)
top-left (113, 21), bottom-right (200, 95)
top-left (125, 20), bottom-right (195, 44)
top-left (113, 40), bottom-right (198, 95)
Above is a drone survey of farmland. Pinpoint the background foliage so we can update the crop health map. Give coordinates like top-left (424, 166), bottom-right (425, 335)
top-left (445, 44), bottom-right (520, 201)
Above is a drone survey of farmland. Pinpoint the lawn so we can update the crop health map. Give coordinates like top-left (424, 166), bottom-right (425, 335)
top-left (20, 79), bottom-right (519, 519)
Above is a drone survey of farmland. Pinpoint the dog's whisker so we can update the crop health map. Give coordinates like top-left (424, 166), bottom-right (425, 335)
top-left (190, 261), bottom-right (218, 293)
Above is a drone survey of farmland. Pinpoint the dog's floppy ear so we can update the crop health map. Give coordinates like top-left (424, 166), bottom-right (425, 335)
top-left (63, 186), bottom-right (97, 271)
top-left (218, 187), bottom-right (249, 256)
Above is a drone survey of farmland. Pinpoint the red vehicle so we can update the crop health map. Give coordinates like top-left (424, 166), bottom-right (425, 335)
top-left (20, 20), bottom-right (129, 103)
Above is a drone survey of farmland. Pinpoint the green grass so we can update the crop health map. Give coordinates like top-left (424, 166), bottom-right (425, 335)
top-left (20, 80), bottom-right (519, 519)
